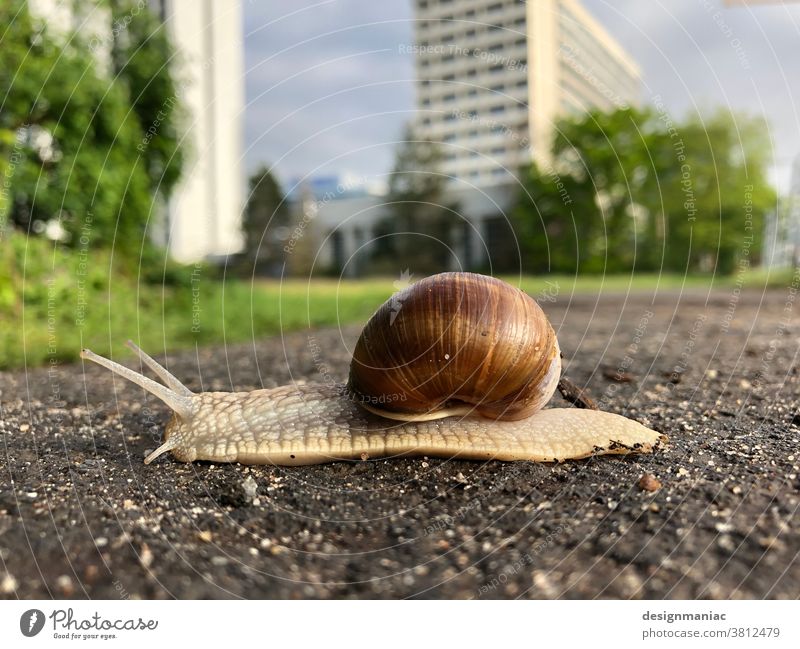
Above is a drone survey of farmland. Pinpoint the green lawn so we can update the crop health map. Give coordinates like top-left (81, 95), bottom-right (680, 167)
top-left (0, 232), bottom-right (792, 369)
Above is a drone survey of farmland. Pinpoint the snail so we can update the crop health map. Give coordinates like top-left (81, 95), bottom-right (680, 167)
top-left (80, 272), bottom-right (665, 466)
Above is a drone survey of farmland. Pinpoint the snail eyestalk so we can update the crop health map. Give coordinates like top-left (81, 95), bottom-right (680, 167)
top-left (80, 348), bottom-right (195, 421)
top-left (125, 339), bottom-right (194, 398)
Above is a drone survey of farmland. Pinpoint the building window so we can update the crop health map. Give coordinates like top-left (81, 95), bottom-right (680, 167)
top-left (467, 87), bottom-right (478, 96)
top-left (468, 130), bottom-right (478, 138)
top-left (491, 167), bottom-right (506, 176)
top-left (491, 147), bottom-right (505, 155)
top-left (487, 3), bottom-right (502, 12)
top-left (465, 9), bottom-right (476, 17)
top-left (443, 133), bottom-right (456, 142)
top-left (490, 84), bottom-right (504, 93)
top-left (488, 43), bottom-right (504, 53)
top-left (443, 73), bottom-right (455, 80)
top-left (422, 98), bottom-right (431, 106)
top-left (466, 28), bottom-right (476, 37)
top-left (489, 64), bottom-right (504, 74)
top-left (490, 104), bottom-right (506, 114)
top-left (443, 93), bottom-right (456, 102)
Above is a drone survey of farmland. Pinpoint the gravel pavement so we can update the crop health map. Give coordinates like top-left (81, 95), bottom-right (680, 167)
top-left (1, 288), bottom-right (798, 599)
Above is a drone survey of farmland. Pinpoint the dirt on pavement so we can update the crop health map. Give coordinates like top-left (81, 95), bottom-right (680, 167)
top-left (1, 287), bottom-right (798, 599)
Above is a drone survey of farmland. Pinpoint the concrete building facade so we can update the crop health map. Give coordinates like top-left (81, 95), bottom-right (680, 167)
top-left (413, 0), bottom-right (641, 185)
top-left (151, 0), bottom-right (244, 262)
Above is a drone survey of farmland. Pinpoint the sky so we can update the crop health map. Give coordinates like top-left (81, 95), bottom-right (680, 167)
top-left (242, 0), bottom-right (800, 194)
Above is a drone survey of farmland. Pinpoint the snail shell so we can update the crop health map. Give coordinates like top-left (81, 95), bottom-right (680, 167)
top-left (348, 272), bottom-right (561, 422)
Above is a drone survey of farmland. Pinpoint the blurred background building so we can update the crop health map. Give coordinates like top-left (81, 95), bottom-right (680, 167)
top-left (306, 0), bottom-right (642, 274)
top-left (28, 0), bottom-right (245, 263)
top-left (414, 0), bottom-right (641, 185)
top-left (763, 153), bottom-right (800, 269)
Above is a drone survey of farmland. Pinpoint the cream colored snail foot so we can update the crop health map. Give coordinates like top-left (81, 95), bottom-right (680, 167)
top-left (79, 273), bottom-right (667, 466)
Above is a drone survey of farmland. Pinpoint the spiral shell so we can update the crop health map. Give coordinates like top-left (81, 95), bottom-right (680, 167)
top-left (347, 272), bottom-right (561, 421)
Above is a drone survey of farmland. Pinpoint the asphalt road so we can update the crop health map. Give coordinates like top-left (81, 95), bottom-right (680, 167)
top-left (1, 288), bottom-right (798, 599)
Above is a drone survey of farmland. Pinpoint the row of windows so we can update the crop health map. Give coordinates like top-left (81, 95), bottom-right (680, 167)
top-left (419, 61), bottom-right (528, 83)
top-left (419, 102), bottom-right (526, 125)
top-left (436, 122), bottom-right (528, 140)
top-left (418, 0), bottom-right (525, 16)
top-left (418, 39), bottom-right (527, 64)
top-left (418, 17), bottom-right (527, 44)
top-left (446, 167), bottom-right (513, 182)
top-left (443, 146), bottom-right (513, 161)
top-left (431, 26), bottom-right (525, 46)
top-left (418, 15), bottom-right (526, 34)
top-left (420, 80), bottom-right (527, 104)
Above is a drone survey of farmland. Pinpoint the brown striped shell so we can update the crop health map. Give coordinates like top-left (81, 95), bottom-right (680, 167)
top-left (347, 272), bottom-right (561, 422)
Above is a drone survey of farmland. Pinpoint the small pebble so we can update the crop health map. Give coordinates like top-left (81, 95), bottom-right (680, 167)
top-left (84, 565), bottom-right (99, 583)
top-left (56, 574), bottom-right (74, 597)
top-left (140, 543), bottom-right (154, 569)
top-left (638, 474), bottom-right (662, 492)
top-left (241, 475), bottom-right (258, 500)
top-left (1, 572), bottom-right (18, 594)
top-left (198, 530), bottom-right (213, 543)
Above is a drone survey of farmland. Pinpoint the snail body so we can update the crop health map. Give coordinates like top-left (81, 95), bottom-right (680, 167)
top-left (80, 273), bottom-right (665, 466)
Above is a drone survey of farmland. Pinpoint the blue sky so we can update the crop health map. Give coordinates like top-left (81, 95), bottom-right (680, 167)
top-left (243, 0), bottom-right (800, 193)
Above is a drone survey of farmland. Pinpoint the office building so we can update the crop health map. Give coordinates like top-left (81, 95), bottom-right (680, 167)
top-left (413, 0), bottom-right (641, 185)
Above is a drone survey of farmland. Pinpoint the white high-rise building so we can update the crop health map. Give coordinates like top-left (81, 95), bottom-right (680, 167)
top-left (413, 0), bottom-right (641, 185)
top-left (28, 0), bottom-right (244, 262)
top-left (150, 0), bottom-right (244, 262)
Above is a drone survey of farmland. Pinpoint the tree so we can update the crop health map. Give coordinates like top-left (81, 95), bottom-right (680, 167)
top-left (513, 107), bottom-right (775, 274)
top-left (371, 123), bottom-right (459, 274)
top-left (109, 0), bottom-right (184, 200)
top-left (240, 165), bottom-right (291, 275)
top-left (0, 0), bottom-right (183, 258)
top-left (656, 111), bottom-right (773, 274)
